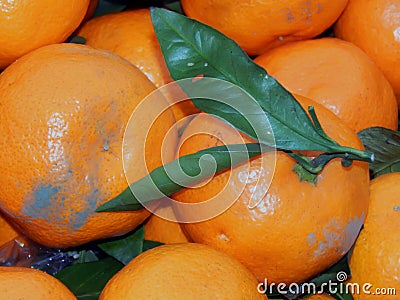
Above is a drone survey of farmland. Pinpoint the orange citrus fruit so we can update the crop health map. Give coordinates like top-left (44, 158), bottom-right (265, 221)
top-left (173, 95), bottom-right (370, 284)
top-left (83, 0), bottom-right (99, 22)
top-left (0, 266), bottom-right (76, 299)
top-left (255, 38), bottom-right (398, 132)
top-left (100, 243), bottom-right (267, 299)
top-left (0, 213), bottom-right (19, 247)
top-left (0, 43), bottom-right (177, 248)
top-left (349, 172), bottom-right (400, 299)
top-left (0, 0), bottom-right (90, 69)
top-left (144, 207), bottom-right (190, 244)
top-left (307, 294), bottom-right (335, 299)
top-left (77, 8), bottom-right (199, 124)
top-left (334, 0), bottom-right (400, 103)
top-left (181, 0), bottom-right (349, 55)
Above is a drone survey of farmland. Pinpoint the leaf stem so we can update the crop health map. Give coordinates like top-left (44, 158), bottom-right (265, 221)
top-left (291, 147), bottom-right (373, 184)
top-left (329, 146), bottom-right (375, 164)
top-left (308, 106), bottom-right (339, 146)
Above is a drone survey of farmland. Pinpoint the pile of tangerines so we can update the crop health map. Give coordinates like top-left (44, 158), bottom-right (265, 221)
top-left (0, 1), bottom-right (399, 299)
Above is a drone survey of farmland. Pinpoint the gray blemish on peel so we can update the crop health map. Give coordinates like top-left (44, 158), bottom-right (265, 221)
top-left (71, 188), bottom-right (100, 229)
top-left (315, 241), bottom-right (326, 257)
top-left (21, 180), bottom-right (102, 231)
top-left (339, 213), bottom-right (365, 253)
top-left (313, 213), bottom-right (364, 258)
top-left (307, 232), bottom-right (316, 246)
top-left (22, 184), bottom-right (59, 216)
top-left (314, 220), bottom-right (341, 257)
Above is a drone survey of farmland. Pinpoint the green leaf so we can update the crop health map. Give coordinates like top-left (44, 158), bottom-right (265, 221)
top-left (143, 240), bottom-right (164, 251)
top-left (55, 257), bottom-right (123, 300)
top-left (301, 293), bottom-right (353, 300)
top-left (330, 292), bottom-right (354, 300)
top-left (164, 1), bottom-right (183, 14)
top-left (97, 9), bottom-right (373, 213)
top-left (305, 252), bottom-right (353, 299)
top-left (97, 226), bottom-right (145, 265)
top-left (358, 127), bottom-right (400, 178)
top-left (93, 0), bottom-right (127, 17)
top-left (72, 250), bottom-right (99, 264)
top-left (292, 163), bottom-right (318, 185)
top-left (68, 36), bottom-right (86, 45)
top-left (266, 251), bottom-right (352, 299)
top-left (97, 143), bottom-right (266, 212)
top-left (150, 8), bottom-right (347, 152)
top-left (308, 253), bottom-right (351, 287)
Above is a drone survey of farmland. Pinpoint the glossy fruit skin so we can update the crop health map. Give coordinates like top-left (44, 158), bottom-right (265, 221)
top-left (334, 0), bottom-right (400, 104)
top-left (173, 96), bottom-right (370, 284)
top-left (0, 266), bottom-right (76, 299)
top-left (0, 213), bottom-right (18, 247)
top-left (144, 207), bottom-right (191, 244)
top-left (83, 0), bottom-right (99, 22)
top-left (255, 38), bottom-right (398, 133)
top-left (100, 243), bottom-right (267, 299)
top-left (0, 43), bottom-right (177, 248)
top-left (0, 0), bottom-right (90, 69)
top-left (349, 172), bottom-right (400, 299)
top-left (181, 0), bottom-right (348, 55)
top-left (77, 9), bottom-right (199, 125)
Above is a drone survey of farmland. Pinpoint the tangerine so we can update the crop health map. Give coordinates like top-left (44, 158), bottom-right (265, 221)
top-left (349, 172), bottom-right (400, 299)
top-left (255, 38), bottom-right (398, 132)
top-left (173, 96), bottom-right (369, 283)
top-left (0, 43), bottom-right (177, 248)
top-left (0, 266), bottom-right (76, 299)
top-left (100, 243), bottom-right (266, 299)
top-left (0, 0), bottom-right (90, 69)
top-left (77, 9), bottom-right (199, 125)
top-left (334, 0), bottom-right (400, 103)
top-left (181, 0), bottom-right (348, 55)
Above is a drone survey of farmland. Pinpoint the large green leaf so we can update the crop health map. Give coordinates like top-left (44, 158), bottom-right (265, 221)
top-left (97, 143), bottom-right (265, 212)
top-left (55, 257), bottom-right (124, 300)
top-left (358, 127), bottom-right (400, 178)
top-left (97, 226), bottom-right (145, 265)
top-left (97, 9), bottom-right (372, 213)
top-left (150, 8), bottom-right (345, 152)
